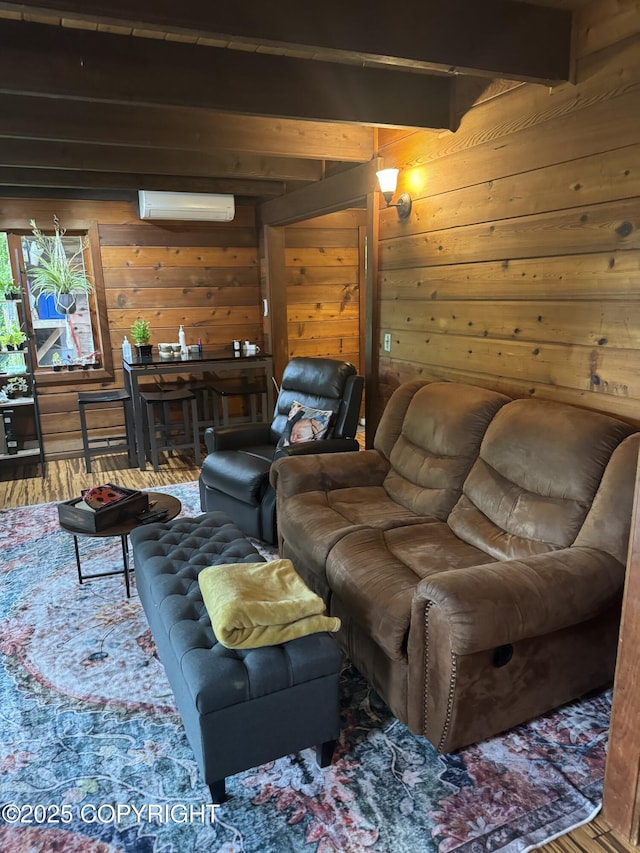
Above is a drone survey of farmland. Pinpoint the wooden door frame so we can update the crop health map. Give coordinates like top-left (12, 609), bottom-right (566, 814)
top-left (259, 159), bottom-right (381, 427)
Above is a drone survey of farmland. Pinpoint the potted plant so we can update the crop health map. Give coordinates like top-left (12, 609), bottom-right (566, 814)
top-left (6, 375), bottom-right (29, 398)
top-left (6, 323), bottom-right (27, 350)
top-left (2, 276), bottom-right (21, 300)
top-left (28, 217), bottom-right (93, 315)
top-left (51, 352), bottom-right (62, 372)
top-left (131, 319), bottom-right (153, 361)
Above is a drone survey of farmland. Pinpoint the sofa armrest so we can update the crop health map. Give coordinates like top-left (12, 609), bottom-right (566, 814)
top-left (204, 422), bottom-right (273, 453)
top-left (270, 448), bottom-right (390, 496)
top-left (412, 546), bottom-right (625, 655)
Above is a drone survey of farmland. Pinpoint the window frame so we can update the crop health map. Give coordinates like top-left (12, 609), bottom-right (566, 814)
top-left (6, 222), bottom-right (115, 386)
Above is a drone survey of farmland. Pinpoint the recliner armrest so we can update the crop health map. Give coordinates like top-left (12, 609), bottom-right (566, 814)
top-left (411, 546), bottom-right (625, 655)
top-left (204, 423), bottom-right (274, 453)
top-left (270, 448), bottom-right (390, 495)
top-left (273, 437), bottom-right (360, 462)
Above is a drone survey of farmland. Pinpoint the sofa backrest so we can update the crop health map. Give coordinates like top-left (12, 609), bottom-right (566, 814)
top-left (448, 398), bottom-right (636, 560)
top-left (574, 432), bottom-right (640, 565)
top-left (375, 381), bottom-right (511, 520)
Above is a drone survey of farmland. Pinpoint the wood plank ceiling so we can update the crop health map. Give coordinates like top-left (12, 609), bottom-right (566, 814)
top-left (0, 0), bottom-right (588, 202)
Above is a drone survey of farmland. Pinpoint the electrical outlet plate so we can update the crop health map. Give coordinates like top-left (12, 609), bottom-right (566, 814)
top-left (383, 332), bottom-right (392, 352)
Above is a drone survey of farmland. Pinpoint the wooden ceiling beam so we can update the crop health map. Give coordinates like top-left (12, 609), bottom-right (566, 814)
top-left (0, 167), bottom-right (288, 196)
top-left (0, 93), bottom-right (374, 162)
top-left (0, 138), bottom-right (324, 182)
top-left (261, 160), bottom-right (380, 226)
top-left (0, 0), bottom-right (573, 84)
top-left (0, 18), bottom-right (452, 129)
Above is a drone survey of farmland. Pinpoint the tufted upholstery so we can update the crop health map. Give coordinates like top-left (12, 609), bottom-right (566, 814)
top-left (130, 512), bottom-right (342, 802)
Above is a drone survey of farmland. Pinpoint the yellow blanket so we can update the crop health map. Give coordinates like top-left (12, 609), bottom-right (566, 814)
top-left (199, 559), bottom-right (341, 649)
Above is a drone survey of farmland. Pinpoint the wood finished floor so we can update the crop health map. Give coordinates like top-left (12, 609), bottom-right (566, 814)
top-left (1, 454), bottom-right (636, 853)
top-left (0, 451), bottom-right (202, 509)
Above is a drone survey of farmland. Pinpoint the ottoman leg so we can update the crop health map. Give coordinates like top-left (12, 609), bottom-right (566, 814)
top-left (209, 779), bottom-right (226, 805)
top-left (316, 739), bottom-right (336, 768)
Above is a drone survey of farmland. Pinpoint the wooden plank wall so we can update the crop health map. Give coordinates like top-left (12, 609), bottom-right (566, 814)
top-left (0, 197), bottom-right (260, 457)
top-left (375, 0), bottom-right (640, 430)
top-left (284, 209), bottom-right (365, 372)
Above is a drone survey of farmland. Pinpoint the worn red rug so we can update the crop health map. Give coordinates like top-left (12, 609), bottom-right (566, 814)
top-left (0, 482), bottom-right (610, 852)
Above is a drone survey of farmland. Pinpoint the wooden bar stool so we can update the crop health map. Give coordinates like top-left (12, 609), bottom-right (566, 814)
top-left (188, 378), bottom-right (219, 441)
top-left (210, 378), bottom-right (269, 426)
top-left (139, 388), bottom-right (202, 472)
top-left (78, 389), bottom-right (135, 474)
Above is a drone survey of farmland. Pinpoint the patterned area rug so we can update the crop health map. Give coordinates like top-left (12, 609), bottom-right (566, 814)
top-left (0, 482), bottom-right (610, 853)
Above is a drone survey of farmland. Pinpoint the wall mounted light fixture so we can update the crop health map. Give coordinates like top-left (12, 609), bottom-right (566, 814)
top-left (376, 168), bottom-right (412, 219)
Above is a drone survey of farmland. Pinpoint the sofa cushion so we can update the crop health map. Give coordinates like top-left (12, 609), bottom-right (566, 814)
top-left (448, 398), bottom-right (635, 559)
top-left (326, 523), bottom-right (496, 661)
top-left (382, 382), bottom-right (510, 520)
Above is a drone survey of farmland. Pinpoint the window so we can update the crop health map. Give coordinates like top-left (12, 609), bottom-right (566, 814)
top-left (1, 222), bottom-right (113, 378)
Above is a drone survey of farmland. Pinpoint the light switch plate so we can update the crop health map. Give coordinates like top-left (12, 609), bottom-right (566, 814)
top-left (383, 332), bottom-right (392, 352)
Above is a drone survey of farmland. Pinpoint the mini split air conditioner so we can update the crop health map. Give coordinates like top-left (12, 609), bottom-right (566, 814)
top-left (138, 190), bottom-right (235, 222)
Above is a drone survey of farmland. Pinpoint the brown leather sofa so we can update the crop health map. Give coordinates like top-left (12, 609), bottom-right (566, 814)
top-left (271, 380), bottom-right (640, 753)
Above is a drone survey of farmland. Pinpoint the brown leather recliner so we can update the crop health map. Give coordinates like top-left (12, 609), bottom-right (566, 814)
top-left (272, 380), bottom-right (640, 752)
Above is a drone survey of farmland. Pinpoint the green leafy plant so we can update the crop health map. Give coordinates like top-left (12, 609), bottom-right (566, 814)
top-left (28, 216), bottom-right (93, 299)
top-left (6, 322), bottom-right (26, 348)
top-left (7, 375), bottom-right (28, 394)
top-left (130, 319), bottom-right (151, 346)
top-left (1, 276), bottom-right (20, 297)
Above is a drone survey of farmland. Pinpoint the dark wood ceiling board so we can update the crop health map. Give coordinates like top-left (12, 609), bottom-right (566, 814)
top-left (0, 138), bottom-right (323, 182)
top-left (0, 167), bottom-right (287, 197)
top-left (0, 0), bottom-right (572, 83)
top-left (0, 18), bottom-right (452, 129)
top-left (0, 93), bottom-right (374, 162)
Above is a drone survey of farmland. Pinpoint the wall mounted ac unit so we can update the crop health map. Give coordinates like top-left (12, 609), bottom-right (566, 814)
top-left (138, 190), bottom-right (235, 222)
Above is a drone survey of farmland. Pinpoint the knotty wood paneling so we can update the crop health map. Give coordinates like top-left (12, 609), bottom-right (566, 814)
top-left (284, 209), bottom-right (365, 370)
top-left (372, 4), bottom-right (640, 839)
top-left (375, 0), bottom-right (640, 431)
top-left (0, 196), bottom-right (261, 458)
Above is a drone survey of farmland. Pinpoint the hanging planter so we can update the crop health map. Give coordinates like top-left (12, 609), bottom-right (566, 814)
top-left (28, 217), bottom-right (93, 317)
top-left (54, 293), bottom-right (77, 315)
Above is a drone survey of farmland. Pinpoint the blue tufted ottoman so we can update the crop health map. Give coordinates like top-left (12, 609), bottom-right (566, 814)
top-left (129, 511), bottom-right (342, 803)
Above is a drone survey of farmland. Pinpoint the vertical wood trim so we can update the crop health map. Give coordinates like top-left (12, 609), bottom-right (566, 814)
top-left (358, 223), bottom-right (367, 421)
top-left (87, 221), bottom-right (114, 377)
top-left (263, 224), bottom-right (288, 383)
top-left (364, 190), bottom-right (380, 448)
top-left (603, 453), bottom-right (640, 843)
top-left (358, 224), bottom-right (367, 357)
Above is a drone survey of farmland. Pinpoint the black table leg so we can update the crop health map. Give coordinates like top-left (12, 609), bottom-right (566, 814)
top-left (71, 533), bottom-right (131, 598)
top-left (120, 533), bottom-right (131, 598)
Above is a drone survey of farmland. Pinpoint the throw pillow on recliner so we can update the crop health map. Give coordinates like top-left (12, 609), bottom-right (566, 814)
top-left (276, 401), bottom-right (334, 451)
